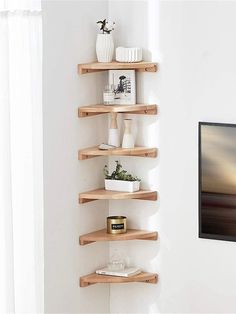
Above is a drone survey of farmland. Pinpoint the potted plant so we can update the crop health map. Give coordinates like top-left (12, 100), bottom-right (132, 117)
top-left (103, 161), bottom-right (141, 192)
top-left (96, 18), bottom-right (115, 63)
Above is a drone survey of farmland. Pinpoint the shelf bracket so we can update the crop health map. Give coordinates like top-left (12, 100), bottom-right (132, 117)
top-left (79, 239), bottom-right (95, 245)
top-left (79, 197), bottom-right (96, 204)
top-left (80, 279), bottom-right (96, 287)
top-left (145, 275), bottom-right (158, 284)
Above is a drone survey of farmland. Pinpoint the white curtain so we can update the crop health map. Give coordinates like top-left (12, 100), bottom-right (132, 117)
top-left (0, 0), bottom-right (43, 313)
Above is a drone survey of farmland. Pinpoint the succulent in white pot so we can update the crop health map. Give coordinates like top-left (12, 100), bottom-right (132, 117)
top-left (103, 161), bottom-right (141, 192)
top-left (96, 19), bottom-right (115, 63)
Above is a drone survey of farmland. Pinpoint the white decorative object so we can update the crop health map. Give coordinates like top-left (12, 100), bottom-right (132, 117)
top-left (108, 113), bottom-right (120, 147)
top-left (96, 267), bottom-right (141, 277)
top-left (116, 47), bottom-right (142, 63)
top-left (105, 179), bottom-right (140, 192)
top-left (99, 143), bottom-right (116, 150)
top-left (96, 34), bottom-right (114, 62)
top-left (122, 119), bottom-right (134, 148)
top-left (109, 70), bottom-right (136, 105)
top-left (107, 250), bottom-right (125, 270)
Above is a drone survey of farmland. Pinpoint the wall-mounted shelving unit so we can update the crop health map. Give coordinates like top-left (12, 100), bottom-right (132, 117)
top-left (78, 104), bottom-right (157, 117)
top-left (80, 272), bottom-right (158, 287)
top-left (78, 61), bottom-right (157, 74)
top-left (78, 61), bottom-right (158, 287)
top-left (79, 229), bottom-right (158, 245)
top-left (79, 188), bottom-right (158, 204)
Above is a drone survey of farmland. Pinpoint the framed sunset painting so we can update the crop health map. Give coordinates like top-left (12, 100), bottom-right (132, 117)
top-left (199, 122), bottom-right (236, 241)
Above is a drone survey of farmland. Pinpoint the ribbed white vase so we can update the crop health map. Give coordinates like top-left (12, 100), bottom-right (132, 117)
top-left (96, 34), bottom-right (114, 63)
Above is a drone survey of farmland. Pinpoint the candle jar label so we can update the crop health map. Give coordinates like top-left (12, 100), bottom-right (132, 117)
top-left (112, 223), bottom-right (124, 230)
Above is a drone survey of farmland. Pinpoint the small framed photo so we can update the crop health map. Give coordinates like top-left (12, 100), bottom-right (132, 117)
top-left (109, 70), bottom-right (136, 105)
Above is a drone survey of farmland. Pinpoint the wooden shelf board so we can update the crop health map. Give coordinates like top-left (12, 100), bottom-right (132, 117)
top-left (79, 188), bottom-right (158, 204)
top-left (80, 272), bottom-right (158, 287)
top-left (79, 228), bottom-right (158, 245)
top-left (78, 104), bottom-right (157, 117)
top-left (78, 61), bottom-right (157, 74)
top-left (78, 146), bottom-right (158, 160)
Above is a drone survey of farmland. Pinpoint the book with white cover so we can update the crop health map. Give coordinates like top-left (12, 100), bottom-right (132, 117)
top-left (96, 267), bottom-right (141, 277)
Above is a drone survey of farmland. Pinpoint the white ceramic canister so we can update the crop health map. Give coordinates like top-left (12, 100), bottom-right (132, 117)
top-left (122, 119), bottom-right (134, 148)
top-left (108, 112), bottom-right (120, 147)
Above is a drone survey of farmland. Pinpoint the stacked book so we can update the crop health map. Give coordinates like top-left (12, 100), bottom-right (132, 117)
top-left (96, 267), bottom-right (141, 278)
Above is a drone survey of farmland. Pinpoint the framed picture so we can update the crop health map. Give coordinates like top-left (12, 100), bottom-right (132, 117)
top-left (109, 70), bottom-right (136, 105)
top-left (199, 122), bottom-right (236, 242)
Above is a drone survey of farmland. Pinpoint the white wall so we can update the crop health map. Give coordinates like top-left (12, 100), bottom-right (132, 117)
top-left (108, 1), bottom-right (160, 313)
top-left (110, 0), bottom-right (236, 313)
top-left (43, 1), bottom-right (110, 313)
top-left (159, 2), bottom-right (236, 312)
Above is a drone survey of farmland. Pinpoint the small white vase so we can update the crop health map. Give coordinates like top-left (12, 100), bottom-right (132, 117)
top-left (96, 34), bottom-right (114, 63)
top-left (108, 129), bottom-right (120, 147)
top-left (122, 119), bottom-right (134, 149)
top-left (108, 113), bottom-right (120, 147)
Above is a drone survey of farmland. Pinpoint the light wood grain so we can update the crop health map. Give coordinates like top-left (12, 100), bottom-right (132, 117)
top-left (78, 61), bottom-right (157, 74)
top-left (80, 272), bottom-right (158, 287)
top-left (79, 188), bottom-right (158, 204)
top-left (78, 104), bottom-right (158, 117)
top-left (79, 228), bottom-right (158, 245)
top-left (78, 146), bottom-right (158, 160)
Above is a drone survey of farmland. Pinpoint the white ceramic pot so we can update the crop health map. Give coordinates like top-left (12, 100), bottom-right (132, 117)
top-left (96, 34), bottom-right (114, 63)
top-left (108, 129), bottom-right (120, 147)
top-left (105, 179), bottom-right (140, 192)
top-left (122, 119), bottom-right (134, 148)
top-left (108, 112), bottom-right (120, 147)
top-left (116, 47), bottom-right (142, 63)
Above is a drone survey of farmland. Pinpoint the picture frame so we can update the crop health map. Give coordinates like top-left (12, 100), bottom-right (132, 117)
top-left (109, 70), bottom-right (136, 105)
top-left (199, 121), bottom-right (236, 242)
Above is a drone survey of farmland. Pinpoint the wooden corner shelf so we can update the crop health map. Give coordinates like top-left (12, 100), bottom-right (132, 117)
top-left (79, 229), bottom-right (158, 245)
top-left (77, 58), bottom-right (159, 291)
top-left (78, 146), bottom-right (158, 160)
top-left (78, 61), bottom-right (157, 75)
top-left (80, 272), bottom-right (158, 287)
top-left (79, 188), bottom-right (158, 204)
top-left (78, 104), bottom-right (157, 117)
